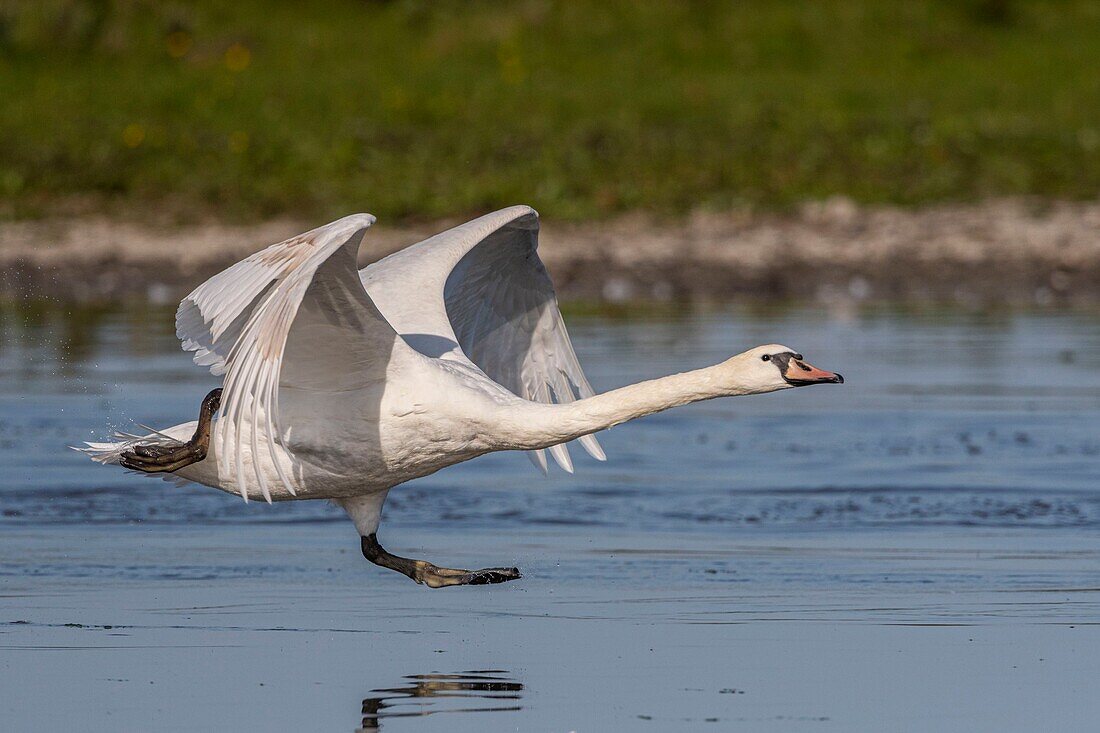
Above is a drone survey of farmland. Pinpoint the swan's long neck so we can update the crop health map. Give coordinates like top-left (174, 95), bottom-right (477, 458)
top-left (505, 356), bottom-right (775, 451)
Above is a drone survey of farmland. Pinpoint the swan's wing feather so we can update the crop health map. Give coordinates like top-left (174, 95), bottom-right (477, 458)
top-left (175, 214), bottom-right (397, 501)
top-left (361, 205), bottom-right (605, 472)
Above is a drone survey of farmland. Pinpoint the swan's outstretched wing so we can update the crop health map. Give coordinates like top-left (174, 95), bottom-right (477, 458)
top-left (361, 205), bottom-right (605, 474)
top-left (176, 214), bottom-right (399, 502)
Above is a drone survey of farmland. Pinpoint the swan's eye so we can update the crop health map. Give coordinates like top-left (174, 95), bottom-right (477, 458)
top-left (761, 354), bottom-right (770, 362)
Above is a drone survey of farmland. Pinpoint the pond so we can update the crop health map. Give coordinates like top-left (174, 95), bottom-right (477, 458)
top-left (1, 302), bottom-right (1098, 731)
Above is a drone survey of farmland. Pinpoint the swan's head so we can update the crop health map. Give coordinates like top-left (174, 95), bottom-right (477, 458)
top-left (723, 344), bottom-right (844, 394)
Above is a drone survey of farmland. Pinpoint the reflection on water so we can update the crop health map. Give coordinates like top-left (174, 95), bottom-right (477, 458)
top-left (357, 671), bottom-right (523, 732)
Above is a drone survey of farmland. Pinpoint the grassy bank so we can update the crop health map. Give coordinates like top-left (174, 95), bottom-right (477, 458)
top-left (2, 1), bottom-right (1100, 221)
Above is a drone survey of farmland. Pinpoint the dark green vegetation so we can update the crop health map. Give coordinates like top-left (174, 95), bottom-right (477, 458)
top-left (2, 0), bottom-right (1099, 221)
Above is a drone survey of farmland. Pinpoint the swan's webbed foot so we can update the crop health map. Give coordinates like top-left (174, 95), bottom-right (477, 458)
top-left (360, 534), bottom-right (522, 589)
top-left (430, 565), bottom-right (524, 587)
top-left (120, 440), bottom-right (197, 473)
top-left (119, 388), bottom-right (222, 474)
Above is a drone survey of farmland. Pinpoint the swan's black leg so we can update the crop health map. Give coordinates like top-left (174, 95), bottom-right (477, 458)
top-left (119, 388), bottom-right (222, 473)
top-left (360, 534), bottom-right (521, 588)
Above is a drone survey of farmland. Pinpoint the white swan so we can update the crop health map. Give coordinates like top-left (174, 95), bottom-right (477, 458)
top-left (80, 206), bottom-right (842, 587)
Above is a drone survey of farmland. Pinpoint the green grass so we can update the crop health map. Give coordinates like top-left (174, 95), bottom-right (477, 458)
top-left (2, 0), bottom-right (1100, 222)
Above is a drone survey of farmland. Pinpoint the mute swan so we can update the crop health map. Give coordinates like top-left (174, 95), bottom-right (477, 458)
top-left (80, 206), bottom-right (842, 587)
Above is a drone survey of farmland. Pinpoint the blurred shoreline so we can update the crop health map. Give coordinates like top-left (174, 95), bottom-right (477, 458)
top-left (3, 197), bottom-right (1099, 305)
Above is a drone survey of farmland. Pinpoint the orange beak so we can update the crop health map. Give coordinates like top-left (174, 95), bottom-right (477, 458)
top-left (783, 358), bottom-right (844, 386)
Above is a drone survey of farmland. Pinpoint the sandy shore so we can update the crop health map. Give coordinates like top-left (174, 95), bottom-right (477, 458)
top-left (3, 197), bottom-right (1100, 304)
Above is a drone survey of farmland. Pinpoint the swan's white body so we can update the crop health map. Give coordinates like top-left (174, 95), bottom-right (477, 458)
top-left (83, 206), bottom-right (826, 537)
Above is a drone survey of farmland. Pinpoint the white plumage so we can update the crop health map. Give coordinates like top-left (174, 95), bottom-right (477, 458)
top-left (81, 205), bottom-right (840, 542)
